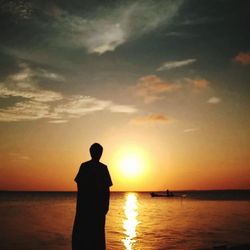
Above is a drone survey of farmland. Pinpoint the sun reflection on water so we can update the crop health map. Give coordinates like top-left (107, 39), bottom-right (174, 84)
top-left (122, 193), bottom-right (139, 250)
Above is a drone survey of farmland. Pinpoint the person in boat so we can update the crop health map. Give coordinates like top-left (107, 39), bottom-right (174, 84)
top-left (72, 143), bottom-right (113, 250)
top-left (165, 189), bottom-right (174, 196)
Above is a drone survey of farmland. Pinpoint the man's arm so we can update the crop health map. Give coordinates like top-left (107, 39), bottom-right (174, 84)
top-left (103, 187), bottom-right (110, 215)
top-left (74, 169), bottom-right (80, 183)
top-left (102, 164), bottom-right (112, 214)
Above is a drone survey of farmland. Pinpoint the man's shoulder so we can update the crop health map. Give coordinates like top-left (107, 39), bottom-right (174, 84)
top-left (98, 162), bottom-right (108, 168)
top-left (80, 160), bottom-right (92, 168)
top-left (81, 160), bottom-right (92, 165)
top-left (80, 160), bottom-right (107, 168)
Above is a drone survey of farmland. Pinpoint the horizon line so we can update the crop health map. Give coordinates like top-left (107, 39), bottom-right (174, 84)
top-left (1, 189), bottom-right (250, 192)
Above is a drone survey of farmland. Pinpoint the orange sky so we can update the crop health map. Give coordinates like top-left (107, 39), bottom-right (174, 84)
top-left (0, 115), bottom-right (249, 191)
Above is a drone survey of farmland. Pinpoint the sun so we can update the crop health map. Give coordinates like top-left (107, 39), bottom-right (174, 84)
top-left (119, 154), bottom-right (142, 178)
top-left (111, 145), bottom-right (150, 182)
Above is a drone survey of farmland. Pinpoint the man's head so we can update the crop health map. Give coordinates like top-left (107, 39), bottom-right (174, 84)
top-left (89, 143), bottom-right (103, 161)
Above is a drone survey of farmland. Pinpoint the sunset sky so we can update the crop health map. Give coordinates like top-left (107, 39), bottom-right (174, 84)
top-left (0, 0), bottom-right (249, 191)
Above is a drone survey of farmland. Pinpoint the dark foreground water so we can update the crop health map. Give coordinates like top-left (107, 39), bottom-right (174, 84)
top-left (0, 191), bottom-right (250, 250)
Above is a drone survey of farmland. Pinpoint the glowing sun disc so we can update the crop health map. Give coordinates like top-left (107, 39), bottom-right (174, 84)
top-left (119, 154), bottom-right (142, 178)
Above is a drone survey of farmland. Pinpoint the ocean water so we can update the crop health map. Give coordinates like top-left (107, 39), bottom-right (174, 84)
top-left (0, 191), bottom-right (250, 250)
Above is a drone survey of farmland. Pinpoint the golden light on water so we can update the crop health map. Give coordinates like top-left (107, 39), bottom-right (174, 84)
top-left (122, 193), bottom-right (139, 250)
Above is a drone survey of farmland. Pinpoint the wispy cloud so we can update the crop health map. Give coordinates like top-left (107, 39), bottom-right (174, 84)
top-left (134, 75), bottom-right (210, 103)
top-left (157, 58), bottom-right (196, 71)
top-left (207, 97), bottom-right (221, 104)
top-left (56, 0), bottom-right (183, 54)
top-left (52, 96), bottom-right (136, 119)
top-left (131, 113), bottom-right (170, 124)
top-left (0, 94), bottom-right (137, 123)
top-left (9, 153), bottom-right (31, 161)
top-left (0, 85), bottom-right (62, 103)
top-left (233, 52), bottom-right (250, 65)
top-left (135, 75), bottom-right (181, 103)
top-left (183, 128), bottom-right (199, 133)
top-left (109, 104), bottom-right (137, 113)
top-left (0, 64), bottom-right (63, 102)
top-left (37, 69), bottom-right (65, 81)
top-left (0, 101), bottom-right (50, 122)
top-left (185, 78), bottom-right (210, 90)
top-left (53, 96), bottom-right (111, 118)
top-left (48, 120), bottom-right (68, 124)
top-left (0, 64), bottom-right (137, 122)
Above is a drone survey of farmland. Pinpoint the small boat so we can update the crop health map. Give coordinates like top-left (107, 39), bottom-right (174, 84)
top-left (150, 191), bottom-right (175, 197)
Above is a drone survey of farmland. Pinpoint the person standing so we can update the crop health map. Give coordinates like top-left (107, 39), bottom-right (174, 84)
top-left (72, 143), bottom-right (112, 250)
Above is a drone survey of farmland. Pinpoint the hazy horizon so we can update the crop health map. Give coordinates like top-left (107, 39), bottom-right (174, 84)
top-left (1, 189), bottom-right (250, 193)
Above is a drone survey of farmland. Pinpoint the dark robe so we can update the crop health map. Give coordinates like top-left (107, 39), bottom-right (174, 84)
top-left (72, 160), bottom-right (112, 250)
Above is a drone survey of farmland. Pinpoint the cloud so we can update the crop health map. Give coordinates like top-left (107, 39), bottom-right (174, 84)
top-left (0, 85), bottom-right (62, 102)
top-left (53, 96), bottom-right (111, 118)
top-left (108, 104), bottom-right (137, 113)
top-left (183, 128), bottom-right (199, 133)
top-left (0, 0), bottom-right (33, 20)
top-left (157, 58), bottom-right (196, 71)
top-left (131, 113), bottom-right (170, 124)
top-left (0, 65), bottom-right (137, 122)
top-left (135, 75), bottom-right (181, 103)
top-left (0, 101), bottom-right (50, 122)
top-left (19, 155), bottom-right (30, 160)
top-left (48, 120), bottom-right (68, 124)
top-left (185, 78), bottom-right (210, 90)
top-left (37, 69), bottom-right (65, 81)
top-left (52, 96), bottom-right (137, 121)
top-left (9, 153), bottom-right (31, 161)
top-left (233, 52), bottom-right (250, 65)
top-left (0, 64), bottom-right (63, 102)
top-left (207, 97), bottom-right (221, 104)
top-left (135, 75), bottom-right (211, 103)
top-left (0, 94), bottom-right (138, 122)
top-left (56, 0), bottom-right (183, 54)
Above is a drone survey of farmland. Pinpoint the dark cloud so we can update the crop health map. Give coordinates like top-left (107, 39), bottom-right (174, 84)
top-left (0, 0), bottom-right (33, 20)
top-left (0, 52), bottom-right (20, 81)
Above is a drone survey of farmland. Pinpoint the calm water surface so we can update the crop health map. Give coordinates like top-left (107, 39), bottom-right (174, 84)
top-left (0, 191), bottom-right (250, 250)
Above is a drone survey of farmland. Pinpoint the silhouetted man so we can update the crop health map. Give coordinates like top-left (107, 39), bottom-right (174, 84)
top-left (72, 143), bottom-right (112, 250)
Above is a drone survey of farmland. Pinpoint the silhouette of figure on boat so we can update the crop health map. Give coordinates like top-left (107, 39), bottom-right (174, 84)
top-left (72, 143), bottom-right (112, 250)
top-left (150, 189), bottom-right (174, 197)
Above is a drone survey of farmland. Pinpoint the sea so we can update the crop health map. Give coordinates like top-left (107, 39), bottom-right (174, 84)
top-left (0, 190), bottom-right (250, 250)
